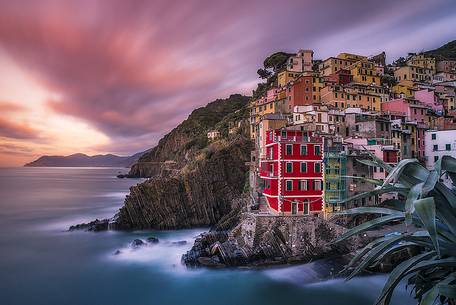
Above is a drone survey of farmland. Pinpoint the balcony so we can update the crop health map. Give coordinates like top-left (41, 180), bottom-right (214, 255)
top-left (259, 170), bottom-right (278, 178)
top-left (274, 135), bottom-right (321, 143)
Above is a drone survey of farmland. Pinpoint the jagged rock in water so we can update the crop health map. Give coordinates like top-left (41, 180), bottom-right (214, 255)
top-left (171, 241), bottom-right (187, 246)
top-left (182, 213), bottom-right (366, 268)
top-left (114, 137), bottom-right (252, 230)
top-left (147, 237), bottom-right (159, 244)
top-left (131, 239), bottom-right (145, 248)
top-left (68, 218), bottom-right (109, 232)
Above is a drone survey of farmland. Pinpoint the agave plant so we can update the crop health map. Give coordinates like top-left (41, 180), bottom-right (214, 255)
top-left (334, 153), bottom-right (456, 305)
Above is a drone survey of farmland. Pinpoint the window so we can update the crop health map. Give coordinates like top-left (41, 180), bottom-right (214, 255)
top-left (298, 180), bottom-right (308, 191)
top-left (314, 145), bottom-right (321, 155)
top-left (314, 162), bottom-right (321, 173)
top-left (434, 156), bottom-right (439, 162)
top-left (269, 132), bottom-right (273, 141)
top-left (313, 180), bottom-right (322, 191)
top-left (300, 162), bottom-right (307, 173)
top-left (303, 200), bottom-right (309, 215)
top-left (286, 144), bottom-right (293, 155)
top-left (433, 144), bottom-right (438, 151)
top-left (300, 145), bottom-right (307, 155)
top-left (286, 180), bottom-right (293, 191)
top-left (286, 162), bottom-right (293, 173)
top-left (432, 133), bottom-right (436, 140)
top-left (446, 144), bottom-right (451, 151)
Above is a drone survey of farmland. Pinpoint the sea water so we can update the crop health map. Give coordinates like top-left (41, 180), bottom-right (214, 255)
top-left (0, 167), bottom-right (415, 305)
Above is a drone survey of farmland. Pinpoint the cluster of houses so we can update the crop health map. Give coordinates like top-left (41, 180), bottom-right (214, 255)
top-left (248, 49), bottom-right (456, 217)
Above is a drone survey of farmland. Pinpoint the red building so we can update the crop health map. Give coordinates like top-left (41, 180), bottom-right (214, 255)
top-left (286, 74), bottom-right (314, 107)
top-left (259, 128), bottom-right (324, 215)
top-left (325, 69), bottom-right (352, 85)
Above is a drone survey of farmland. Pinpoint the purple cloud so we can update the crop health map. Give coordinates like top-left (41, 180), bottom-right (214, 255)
top-left (0, 0), bottom-right (455, 155)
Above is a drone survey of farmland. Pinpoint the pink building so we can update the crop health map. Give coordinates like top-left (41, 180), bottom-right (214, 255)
top-left (381, 98), bottom-right (429, 124)
top-left (414, 89), bottom-right (443, 114)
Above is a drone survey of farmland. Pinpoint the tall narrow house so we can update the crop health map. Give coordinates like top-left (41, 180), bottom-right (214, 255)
top-left (259, 128), bottom-right (324, 215)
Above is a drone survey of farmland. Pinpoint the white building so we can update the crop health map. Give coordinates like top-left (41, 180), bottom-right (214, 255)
top-left (292, 105), bottom-right (331, 133)
top-left (424, 129), bottom-right (456, 187)
top-left (207, 130), bottom-right (220, 140)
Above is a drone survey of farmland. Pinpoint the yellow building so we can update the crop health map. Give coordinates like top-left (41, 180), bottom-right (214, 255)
top-left (349, 59), bottom-right (381, 86)
top-left (277, 70), bottom-right (302, 87)
top-left (337, 53), bottom-right (367, 61)
top-left (407, 54), bottom-right (436, 72)
top-left (320, 84), bottom-right (382, 111)
top-left (403, 122), bottom-right (417, 158)
top-left (394, 66), bottom-right (434, 83)
top-left (392, 80), bottom-right (417, 98)
top-left (249, 91), bottom-right (290, 139)
top-left (318, 57), bottom-right (355, 76)
top-left (437, 93), bottom-right (456, 112)
top-left (312, 74), bottom-right (325, 102)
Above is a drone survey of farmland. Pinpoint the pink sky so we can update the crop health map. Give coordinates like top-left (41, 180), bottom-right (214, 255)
top-left (0, 0), bottom-right (455, 166)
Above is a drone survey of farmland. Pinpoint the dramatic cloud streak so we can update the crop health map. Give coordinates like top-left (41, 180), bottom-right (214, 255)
top-left (0, 0), bottom-right (455, 165)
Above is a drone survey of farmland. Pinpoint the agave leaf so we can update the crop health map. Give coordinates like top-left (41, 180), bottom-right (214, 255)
top-left (401, 162), bottom-right (430, 186)
top-left (381, 199), bottom-right (405, 212)
top-left (422, 170), bottom-right (439, 197)
top-left (438, 284), bottom-right (456, 299)
top-left (405, 182), bottom-right (424, 225)
top-left (419, 285), bottom-right (439, 305)
top-left (417, 269), bottom-right (456, 305)
top-left (414, 198), bottom-right (439, 256)
top-left (435, 202), bottom-right (456, 238)
top-left (344, 237), bottom-right (389, 271)
top-left (438, 228), bottom-right (456, 245)
top-left (441, 155), bottom-right (456, 173)
top-left (447, 172), bottom-right (456, 185)
top-left (334, 214), bottom-right (405, 244)
top-left (435, 182), bottom-right (456, 209)
top-left (356, 159), bottom-right (381, 168)
top-left (344, 175), bottom-right (384, 186)
top-left (382, 158), bottom-right (419, 188)
top-left (372, 242), bottom-right (416, 267)
top-left (335, 207), bottom-right (404, 216)
top-left (361, 146), bottom-right (394, 172)
top-left (337, 186), bottom-right (409, 205)
top-left (374, 252), bottom-right (436, 305)
top-left (347, 234), bottom-right (408, 280)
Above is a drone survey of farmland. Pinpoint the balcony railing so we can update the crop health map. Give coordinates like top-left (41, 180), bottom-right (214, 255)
top-left (259, 170), bottom-right (278, 178)
top-left (274, 136), bottom-right (321, 143)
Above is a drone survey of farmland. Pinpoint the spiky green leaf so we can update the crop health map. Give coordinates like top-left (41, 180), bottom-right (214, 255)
top-left (414, 198), bottom-right (439, 256)
top-left (334, 214), bottom-right (405, 244)
top-left (374, 252), bottom-right (436, 305)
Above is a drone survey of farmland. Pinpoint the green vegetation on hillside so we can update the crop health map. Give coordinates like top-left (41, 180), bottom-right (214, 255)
top-left (425, 40), bottom-right (456, 60)
top-left (137, 94), bottom-right (250, 163)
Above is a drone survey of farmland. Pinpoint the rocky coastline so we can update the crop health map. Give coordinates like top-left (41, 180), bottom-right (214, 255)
top-left (181, 212), bottom-right (367, 268)
top-left (68, 94), bottom-right (418, 272)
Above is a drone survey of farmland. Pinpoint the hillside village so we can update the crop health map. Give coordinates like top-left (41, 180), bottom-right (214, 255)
top-left (232, 43), bottom-right (456, 218)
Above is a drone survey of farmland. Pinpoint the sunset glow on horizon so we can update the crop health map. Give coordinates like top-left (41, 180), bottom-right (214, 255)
top-left (1, 0), bottom-right (455, 166)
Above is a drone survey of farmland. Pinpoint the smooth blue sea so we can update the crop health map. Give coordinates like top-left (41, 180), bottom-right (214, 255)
top-left (0, 167), bottom-right (415, 305)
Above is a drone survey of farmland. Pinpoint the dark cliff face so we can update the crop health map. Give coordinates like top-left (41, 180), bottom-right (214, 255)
top-left (114, 136), bottom-right (252, 230)
top-left (128, 94), bottom-right (250, 178)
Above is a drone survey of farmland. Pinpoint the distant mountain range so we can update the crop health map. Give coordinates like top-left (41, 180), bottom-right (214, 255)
top-left (24, 151), bottom-right (145, 168)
